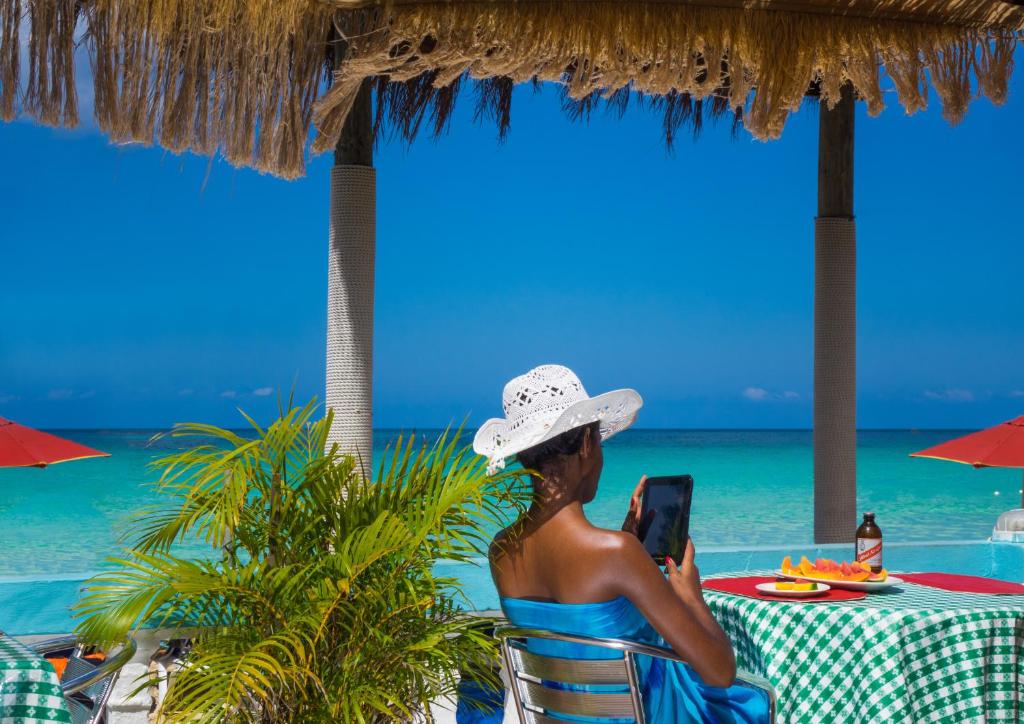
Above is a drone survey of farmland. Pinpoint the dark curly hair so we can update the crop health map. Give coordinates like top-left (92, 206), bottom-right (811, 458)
top-left (516, 421), bottom-right (600, 474)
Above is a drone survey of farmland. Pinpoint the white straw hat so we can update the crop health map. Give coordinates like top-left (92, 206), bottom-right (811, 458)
top-left (473, 364), bottom-right (642, 474)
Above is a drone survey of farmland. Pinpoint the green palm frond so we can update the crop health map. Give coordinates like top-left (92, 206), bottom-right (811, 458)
top-left (76, 400), bottom-right (528, 722)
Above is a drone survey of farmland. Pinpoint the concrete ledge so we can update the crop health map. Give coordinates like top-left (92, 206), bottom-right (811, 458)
top-left (107, 662), bottom-right (151, 721)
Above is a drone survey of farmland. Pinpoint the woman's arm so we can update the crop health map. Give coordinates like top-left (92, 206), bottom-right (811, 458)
top-left (599, 535), bottom-right (736, 687)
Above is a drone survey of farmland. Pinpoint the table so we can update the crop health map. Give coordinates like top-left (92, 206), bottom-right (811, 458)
top-left (704, 573), bottom-right (1024, 723)
top-left (0, 635), bottom-right (72, 723)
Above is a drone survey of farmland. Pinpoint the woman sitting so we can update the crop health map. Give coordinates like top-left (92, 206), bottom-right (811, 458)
top-left (473, 364), bottom-right (770, 723)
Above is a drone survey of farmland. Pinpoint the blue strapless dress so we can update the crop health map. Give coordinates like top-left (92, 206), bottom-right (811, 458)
top-left (500, 596), bottom-right (770, 724)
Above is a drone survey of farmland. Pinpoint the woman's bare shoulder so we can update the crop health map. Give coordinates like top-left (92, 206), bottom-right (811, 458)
top-left (584, 523), bottom-right (646, 555)
top-left (557, 526), bottom-right (658, 601)
top-left (549, 524), bottom-right (652, 573)
top-left (489, 525), bottom-right (517, 562)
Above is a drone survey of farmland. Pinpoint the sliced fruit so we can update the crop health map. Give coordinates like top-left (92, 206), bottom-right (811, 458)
top-left (792, 582), bottom-right (818, 591)
top-left (775, 582), bottom-right (795, 590)
top-left (858, 561), bottom-right (872, 572)
top-left (815, 558), bottom-right (830, 570)
top-left (868, 568), bottom-right (888, 582)
top-left (839, 562), bottom-right (854, 578)
top-left (781, 556), bottom-right (793, 573)
top-left (847, 571), bottom-right (871, 582)
top-left (799, 556), bottom-right (815, 577)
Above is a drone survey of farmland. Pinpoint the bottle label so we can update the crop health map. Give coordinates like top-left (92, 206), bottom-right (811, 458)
top-left (856, 538), bottom-right (882, 567)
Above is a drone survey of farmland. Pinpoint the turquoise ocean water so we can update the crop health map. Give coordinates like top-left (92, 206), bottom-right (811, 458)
top-left (0, 428), bottom-right (1020, 580)
top-left (3, 428), bottom-right (1024, 633)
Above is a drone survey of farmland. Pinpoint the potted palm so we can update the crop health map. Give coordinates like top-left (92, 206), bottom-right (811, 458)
top-left (75, 399), bottom-right (526, 722)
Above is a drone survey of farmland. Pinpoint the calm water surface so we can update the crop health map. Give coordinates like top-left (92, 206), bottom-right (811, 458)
top-left (0, 428), bottom-right (1018, 579)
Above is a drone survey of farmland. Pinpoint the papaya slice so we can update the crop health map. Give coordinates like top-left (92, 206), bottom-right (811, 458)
top-left (858, 561), bottom-right (872, 572)
top-left (781, 556), bottom-right (793, 573)
top-left (799, 556), bottom-right (815, 577)
top-left (868, 568), bottom-right (888, 582)
top-left (847, 571), bottom-right (871, 582)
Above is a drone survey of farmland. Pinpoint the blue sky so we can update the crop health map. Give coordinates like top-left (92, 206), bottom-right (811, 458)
top-left (1, 65), bottom-right (1022, 431)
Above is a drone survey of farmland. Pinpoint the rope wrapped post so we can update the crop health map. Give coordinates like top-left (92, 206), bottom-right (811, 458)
top-left (326, 70), bottom-right (375, 464)
top-left (814, 84), bottom-right (857, 544)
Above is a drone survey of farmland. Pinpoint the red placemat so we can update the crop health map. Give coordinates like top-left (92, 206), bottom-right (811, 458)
top-left (899, 572), bottom-right (1024, 595)
top-left (702, 576), bottom-right (867, 602)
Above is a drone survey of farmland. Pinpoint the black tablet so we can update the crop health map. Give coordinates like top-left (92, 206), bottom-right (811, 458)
top-left (638, 475), bottom-right (694, 563)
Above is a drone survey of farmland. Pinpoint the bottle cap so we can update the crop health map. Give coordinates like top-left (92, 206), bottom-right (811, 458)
top-left (864, 512), bottom-right (875, 519)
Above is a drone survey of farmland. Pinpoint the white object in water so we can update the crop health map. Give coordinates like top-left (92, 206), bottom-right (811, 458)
top-left (992, 509), bottom-right (1024, 543)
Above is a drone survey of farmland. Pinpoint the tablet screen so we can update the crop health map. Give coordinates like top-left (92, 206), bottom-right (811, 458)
top-left (639, 475), bottom-right (694, 562)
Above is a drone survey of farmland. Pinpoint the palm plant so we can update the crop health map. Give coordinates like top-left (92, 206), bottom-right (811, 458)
top-left (75, 399), bottom-right (527, 722)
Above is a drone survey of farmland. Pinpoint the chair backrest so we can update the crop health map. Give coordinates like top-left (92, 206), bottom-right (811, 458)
top-left (62, 652), bottom-right (116, 724)
top-left (502, 632), bottom-right (643, 723)
top-left (497, 626), bottom-right (776, 724)
top-left (32, 635), bottom-right (137, 724)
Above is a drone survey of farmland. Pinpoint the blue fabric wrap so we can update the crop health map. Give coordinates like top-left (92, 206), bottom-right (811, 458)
top-left (500, 596), bottom-right (770, 724)
top-left (456, 677), bottom-right (506, 724)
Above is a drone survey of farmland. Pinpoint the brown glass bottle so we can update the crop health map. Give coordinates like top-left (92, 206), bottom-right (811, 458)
top-left (855, 513), bottom-right (883, 573)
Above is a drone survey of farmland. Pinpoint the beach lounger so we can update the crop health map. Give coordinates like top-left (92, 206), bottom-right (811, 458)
top-left (31, 635), bottom-right (137, 724)
top-left (496, 626), bottom-right (776, 723)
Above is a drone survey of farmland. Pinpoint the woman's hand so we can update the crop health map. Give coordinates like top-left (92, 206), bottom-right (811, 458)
top-left (621, 475), bottom-right (649, 536)
top-left (606, 534), bottom-right (736, 688)
top-left (665, 538), bottom-right (703, 606)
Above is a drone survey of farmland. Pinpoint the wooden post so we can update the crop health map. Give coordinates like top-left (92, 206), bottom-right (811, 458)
top-left (334, 79), bottom-right (373, 168)
top-left (814, 84), bottom-right (857, 544)
top-left (326, 34), bottom-right (375, 464)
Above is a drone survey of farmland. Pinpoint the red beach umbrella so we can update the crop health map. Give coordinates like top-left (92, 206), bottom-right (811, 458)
top-left (0, 417), bottom-right (109, 468)
top-left (911, 417), bottom-right (1024, 506)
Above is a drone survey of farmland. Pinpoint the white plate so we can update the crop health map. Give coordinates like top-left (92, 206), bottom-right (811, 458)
top-left (756, 582), bottom-right (830, 598)
top-left (774, 570), bottom-right (903, 592)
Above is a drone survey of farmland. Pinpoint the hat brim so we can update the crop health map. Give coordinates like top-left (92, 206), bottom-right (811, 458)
top-left (473, 388), bottom-right (642, 467)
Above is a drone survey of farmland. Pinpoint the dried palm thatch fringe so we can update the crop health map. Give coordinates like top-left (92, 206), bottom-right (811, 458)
top-left (85, 0), bottom-right (335, 178)
top-left (0, 0), bottom-right (1018, 178)
top-left (369, 63), bottom-right (738, 148)
top-left (25, 0), bottom-right (76, 126)
top-left (0, 0), bottom-right (19, 120)
top-left (2, 0), bottom-right (335, 178)
top-left (313, 3), bottom-right (1019, 153)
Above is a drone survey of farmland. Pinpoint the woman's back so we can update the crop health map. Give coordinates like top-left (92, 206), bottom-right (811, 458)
top-left (490, 508), bottom-right (640, 604)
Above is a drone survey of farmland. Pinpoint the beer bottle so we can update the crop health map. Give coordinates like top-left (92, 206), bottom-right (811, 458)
top-left (856, 512), bottom-right (883, 573)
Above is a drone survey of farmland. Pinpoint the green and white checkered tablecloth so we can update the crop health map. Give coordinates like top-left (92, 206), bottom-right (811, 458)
top-left (704, 572), bottom-right (1024, 723)
top-left (0, 635), bottom-right (71, 723)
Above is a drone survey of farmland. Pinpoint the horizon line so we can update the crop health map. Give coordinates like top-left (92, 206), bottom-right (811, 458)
top-left (39, 426), bottom-right (982, 433)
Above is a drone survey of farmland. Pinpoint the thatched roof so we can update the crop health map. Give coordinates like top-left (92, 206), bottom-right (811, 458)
top-left (2, 0), bottom-right (1020, 179)
top-left (335, 1), bottom-right (1024, 28)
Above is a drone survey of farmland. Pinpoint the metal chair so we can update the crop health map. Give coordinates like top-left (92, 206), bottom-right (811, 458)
top-left (30, 635), bottom-right (138, 724)
top-left (496, 626), bottom-right (776, 724)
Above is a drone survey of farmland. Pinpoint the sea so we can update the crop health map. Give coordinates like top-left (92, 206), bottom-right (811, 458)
top-left (0, 428), bottom-right (1019, 582)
